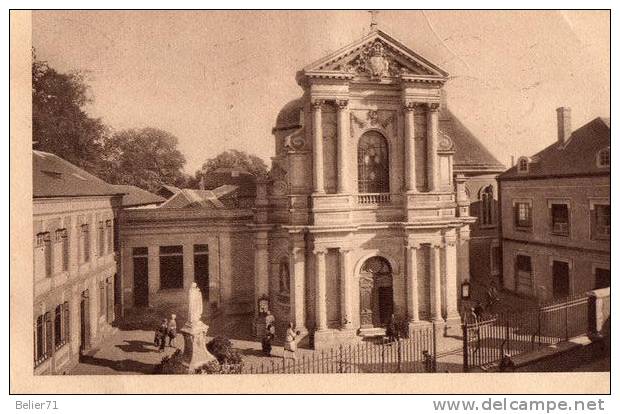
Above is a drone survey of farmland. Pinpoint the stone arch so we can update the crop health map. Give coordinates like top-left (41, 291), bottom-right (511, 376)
top-left (353, 250), bottom-right (400, 278)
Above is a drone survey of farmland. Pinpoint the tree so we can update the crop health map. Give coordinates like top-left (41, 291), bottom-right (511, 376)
top-left (102, 127), bottom-right (187, 193)
top-left (198, 149), bottom-right (268, 182)
top-left (32, 52), bottom-right (107, 172)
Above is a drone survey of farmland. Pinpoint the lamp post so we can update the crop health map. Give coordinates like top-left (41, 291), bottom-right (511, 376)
top-left (460, 279), bottom-right (471, 323)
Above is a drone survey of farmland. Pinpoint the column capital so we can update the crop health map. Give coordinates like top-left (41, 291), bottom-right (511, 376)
top-left (311, 99), bottom-right (325, 109)
top-left (430, 241), bottom-right (443, 249)
top-left (313, 247), bottom-right (327, 256)
top-left (336, 99), bottom-right (349, 110)
top-left (405, 240), bottom-right (422, 250)
top-left (427, 102), bottom-right (440, 111)
top-left (403, 101), bottom-right (422, 112)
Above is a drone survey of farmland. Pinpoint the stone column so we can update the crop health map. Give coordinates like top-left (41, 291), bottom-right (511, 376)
top-left (314, 248), bottom-right (327, 331)
top-left (182, 243), bottom-right (194, 289)
top-left (426, 103), bottom-right (440, 192)
top-left (444, 231), bottom-right (460, 323)
top-left (339, 247), bottom-right (352, 329)
top-left (147, 245), bottom-right (159, 299)
top-left (312, 100), bottom-right (325, 194)
top-left (403, 102), bottom-right (417, 192)
top-left (289, 235), bottom-right (307, 333)
top-left (405, 242), bottom-right (420, 325)
top-left (254, 231), bottom-right (269, 309)
top-left (336, 99), bottom-right (349, 194)
top-left (431, 243), bottom-right (443, 322)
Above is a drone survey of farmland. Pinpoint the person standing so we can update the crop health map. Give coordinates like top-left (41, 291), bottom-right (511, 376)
top-left (155, 318), bottom-right (168, 352)
top-left (386, 314), bottom-right (397, 343)
top-left (167, 314), bottom-right (177, 347)
top-left (284, 322), bottom-right (300, 361)
top-left (262, 323), bottom-right (275, 357)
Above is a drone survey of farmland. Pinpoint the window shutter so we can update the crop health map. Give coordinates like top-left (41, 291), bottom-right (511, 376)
top-left (44, 312), bottom-right (53, 358)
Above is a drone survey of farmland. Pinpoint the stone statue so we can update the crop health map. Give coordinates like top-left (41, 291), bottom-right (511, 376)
top-left (181, 281), bottom-right (214, 372)
top-left (188, 282), bottom-right (203, 323)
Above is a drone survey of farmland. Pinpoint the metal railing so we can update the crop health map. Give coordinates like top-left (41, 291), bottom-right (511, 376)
top-left (243, 328), bottom-right (435, 374)
top-left (357, 193), bottom-right (392, 205)
top-left (462, 293), bottom-right (590, 371)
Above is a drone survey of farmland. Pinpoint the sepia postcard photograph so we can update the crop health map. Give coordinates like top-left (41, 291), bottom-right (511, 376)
top-left (8, 7), bottom-right (612, 399)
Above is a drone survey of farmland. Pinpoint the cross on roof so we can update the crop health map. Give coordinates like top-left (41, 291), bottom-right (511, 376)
top-left (369, 10), bottom-right (379, 31)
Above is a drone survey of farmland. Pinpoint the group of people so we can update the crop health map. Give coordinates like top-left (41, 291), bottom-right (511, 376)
top-left (154, 314), bottom-right (177, 352)
top-left (261, 315), bottom-right (300, 361)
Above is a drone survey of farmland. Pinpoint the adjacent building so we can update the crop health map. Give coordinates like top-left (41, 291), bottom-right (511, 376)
top-left (33, 150), bottom-right (123, 374)
top-left (498, 108), bottom-right (610, 301)
top-left (119, 185), bottom-right (255, 314)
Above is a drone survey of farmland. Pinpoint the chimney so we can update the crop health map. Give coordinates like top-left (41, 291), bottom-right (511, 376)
top-left (556, 107), bottom-right (572, 145)
top-left (511, 155), bottom-right (515, 167)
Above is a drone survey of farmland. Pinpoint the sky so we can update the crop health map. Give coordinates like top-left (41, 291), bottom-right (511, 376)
top-left (32, 10), bottom-right (610, 174)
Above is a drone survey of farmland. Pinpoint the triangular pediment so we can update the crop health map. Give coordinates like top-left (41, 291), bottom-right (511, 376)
top-left (304, 29), bottom-right (448, 79)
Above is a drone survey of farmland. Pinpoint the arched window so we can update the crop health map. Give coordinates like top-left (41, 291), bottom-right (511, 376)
top-left (597, 147), bottom-right (610, 168)
top-left (480, 185), bottom-right (494, 226)
top-left (357, 131), bottom-right (389, 193)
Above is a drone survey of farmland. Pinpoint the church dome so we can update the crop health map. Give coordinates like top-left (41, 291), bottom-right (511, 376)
top-left (274, 97), bottom-right (305, 130)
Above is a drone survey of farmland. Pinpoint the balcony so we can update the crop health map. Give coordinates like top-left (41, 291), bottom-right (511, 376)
top-left (357, 193), bottom-right (392, 205)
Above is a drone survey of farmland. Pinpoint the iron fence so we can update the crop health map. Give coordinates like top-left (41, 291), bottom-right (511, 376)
top-left (463, 293), bottom-right (590, 371)
top-left (242, 327), bottom-right (436, 374)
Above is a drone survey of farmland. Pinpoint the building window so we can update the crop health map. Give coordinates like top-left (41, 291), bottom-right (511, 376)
top-left (159, 245), bottom-right (184, 289)
top-left (81, 224), bottom-right (90, 263)
top-left (550, 203), bottom-right (570, 236)
top-left (194, 244), bottom-right (209, 299)
top-left (54, 302), bottom-right (69, 350)
top-left (480, 185), bottom-right (495, 226)
top-left (56, 229), bottom-right (69, 271)
top-left (592, 204), bottom-right (610, 239)
top-left (37, 232), bottom-right (52, 277)
top-left (490, 243), bottom-right (501, 275)
top-left (594, 267), bottom-right (610, 289)
top-left (98, 221), bottom-right (105, 256)
top-left (113, 219), bottom-right (119, 253)
top-left (515, 254), bottom-right (533, 295)
top-left (517, 157), bottom-right (529, 173)
top-left (99, 281), bottom-right (106, 317)
top-left (513, 201), bottom-right (532, 230)
top-left (106, 220), bottom-right (113, 254)
top-left (34, 314), bottom-right (49, 366)
top-left (357, 131), bottom-right (389, 193)
top-left (597, 147), bottom-right (610, 168)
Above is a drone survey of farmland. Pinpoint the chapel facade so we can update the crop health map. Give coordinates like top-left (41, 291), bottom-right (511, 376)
top-left (255, 29), bottom-right (477, 348)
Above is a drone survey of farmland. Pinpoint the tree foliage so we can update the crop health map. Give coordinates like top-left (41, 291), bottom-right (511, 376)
top-left (101, 127), bottom-right (187, 193)
top-left (199, 149), bottom-right (268, 181)
top-left (32, 53), bottom-right (107, 172)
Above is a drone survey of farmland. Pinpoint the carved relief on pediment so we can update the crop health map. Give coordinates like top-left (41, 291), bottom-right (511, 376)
top-left (331, 40), bottom-right (433, 79)
top-left (350, 109), bottom-right (396, 137)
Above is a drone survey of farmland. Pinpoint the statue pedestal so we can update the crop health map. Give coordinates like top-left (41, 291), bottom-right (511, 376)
top-left (180, 320), bottom-right (216, 373)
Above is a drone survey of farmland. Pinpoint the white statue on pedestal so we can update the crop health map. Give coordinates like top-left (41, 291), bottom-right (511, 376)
top-left (181, 281), bottom-right (215, 372)
top-left (188, 282), bottom-right (203, 324)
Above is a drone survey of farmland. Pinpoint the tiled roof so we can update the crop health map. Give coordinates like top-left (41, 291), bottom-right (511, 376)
top-left (499, 117), bottom-right (610, 180)
top-left (158, 187), bottom-right (239, 209)
top-left (33, 150), bottom-right (122, 198)
top-left (111, 184), bottom-right (165, 207)
top-left (440, 108), bottom-right (505, 173)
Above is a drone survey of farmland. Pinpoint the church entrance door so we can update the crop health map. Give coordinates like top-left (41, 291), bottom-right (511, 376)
top-left (359, 256), bottom-right (393, 329)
